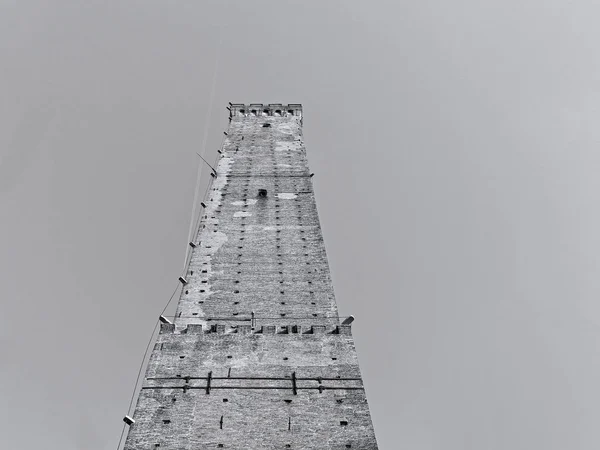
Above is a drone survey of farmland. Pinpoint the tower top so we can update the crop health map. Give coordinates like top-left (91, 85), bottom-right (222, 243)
top-left (229, 103), bottom-right (302, 118)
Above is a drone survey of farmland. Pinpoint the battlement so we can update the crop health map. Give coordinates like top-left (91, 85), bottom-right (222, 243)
top-left (229, 103), bottom-right (302, 118)
top-left (160, 322), bottom-right (351, 336)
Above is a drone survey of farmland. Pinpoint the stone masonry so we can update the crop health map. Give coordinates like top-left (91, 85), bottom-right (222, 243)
top-left (123, 104), bottom-right (379, 449)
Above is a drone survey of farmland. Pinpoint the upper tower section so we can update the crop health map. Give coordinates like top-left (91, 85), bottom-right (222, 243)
top-left (173, 102), bottom-right (340, 332)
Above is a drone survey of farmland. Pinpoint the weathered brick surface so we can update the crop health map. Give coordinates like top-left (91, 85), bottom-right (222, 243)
top-left (124, 104), bottom-right (378, 449)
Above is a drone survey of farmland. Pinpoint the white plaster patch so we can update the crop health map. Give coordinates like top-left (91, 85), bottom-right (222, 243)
top-left (203, 230), bottom-right (228, 251)
top-left (278, 124), bottom-right (293, 134)
top-left (277, 193), bottom-right (298, 200)
top-left (175, 153), bottom-right (234, 330)
top-left (275, 143), bottom-right (290, 152)
top-left (278, 164), bottom-right (292, 168)
top-left (231, 199), bottom-right (258, 206)
top-left (234, 211), bottom-right (252, 218)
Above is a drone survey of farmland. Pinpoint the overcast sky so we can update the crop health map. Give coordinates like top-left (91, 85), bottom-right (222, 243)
top-left (2, 1), bottom-right (600, 449)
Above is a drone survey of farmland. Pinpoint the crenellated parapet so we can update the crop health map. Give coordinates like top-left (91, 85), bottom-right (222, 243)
top-left (160, 322), bottom-right (351, 336)
top-left (229, 103), bottom-right (302, 118)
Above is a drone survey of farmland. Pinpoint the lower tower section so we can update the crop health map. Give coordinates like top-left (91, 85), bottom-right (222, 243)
top-left (126, 326), bottom-right (376, 449)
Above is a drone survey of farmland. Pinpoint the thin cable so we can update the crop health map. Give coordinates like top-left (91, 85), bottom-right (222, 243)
top-left (196, 152), bottom-right (217, 173)
top-left (186, 94), bottom-right (226, 257)
top-left (188, 129), bottom-right (229, 254)
top-left (160, 282), bottom-right (182, 317)
top-left (116, 423), bottom-right (126, 450)
top-left (126, 320), bottom-right (159, 415)
top-left (119, 21), bottom-right (227, 450)
top-left (117, 320), bottom-right (159, 450)
top-left (184, 159), bottom-right (204, 269)
top-left (183, 171), bottom-right (215, 271)
top-left (118, 285), bottom-right (179, 450)
top-left (199, 30), bottom-right (222, 162)
top-left (122, 282), bottom-right (181, 437)
top-left (183, 30), bottom-right (223, 268)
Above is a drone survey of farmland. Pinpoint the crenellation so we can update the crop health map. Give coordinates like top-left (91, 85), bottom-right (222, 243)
top-left (158, 322), bottom-right (353, 336)
top-left (229, 103), bottom-right (303, 118)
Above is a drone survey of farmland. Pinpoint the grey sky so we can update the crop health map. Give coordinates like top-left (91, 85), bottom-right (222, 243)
top-left (2, 1), bottom-right (600, 449)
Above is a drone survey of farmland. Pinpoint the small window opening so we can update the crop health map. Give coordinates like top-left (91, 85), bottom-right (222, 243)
top-left (262, 123), bottom-right (271, 128)
top-left (163, 420), bottom-right (171, 424)
top-left (340, 421), bottom-right (348, 426)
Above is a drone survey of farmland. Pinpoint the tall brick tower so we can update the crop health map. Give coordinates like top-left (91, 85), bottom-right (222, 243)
top-left (123, 104), bottom-right (379, 449)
